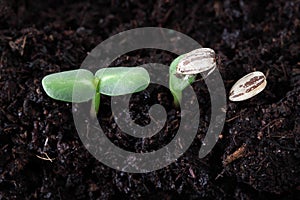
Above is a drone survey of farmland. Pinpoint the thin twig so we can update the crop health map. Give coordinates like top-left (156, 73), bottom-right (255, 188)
top-left (223, 144), bottom-right (247, 166)
top-left (36, 152), bottom-right (55, 162)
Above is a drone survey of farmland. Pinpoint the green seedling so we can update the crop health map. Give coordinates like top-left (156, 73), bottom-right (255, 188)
top-left (42, 67), bottom-right (150, 113)
top-left (169, 48), bottom-right (217, 106)
top-left (169, 55), bottom-right (196, 106)
top-left (42, 48), bottom-right (216, 111)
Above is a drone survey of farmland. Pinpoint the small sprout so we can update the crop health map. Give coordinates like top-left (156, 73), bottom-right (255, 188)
top-left (169, 55), bottom-right (196, 106)
top-left (169, 47), bottom-right (217, 106)
top-left (42, 67), bottom-right (150, 113)
top-left (229, 71), bottom-right (267, 101)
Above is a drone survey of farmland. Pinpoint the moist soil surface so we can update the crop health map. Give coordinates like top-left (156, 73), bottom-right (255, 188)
top-left (0, 0), bottom-right (300, 199)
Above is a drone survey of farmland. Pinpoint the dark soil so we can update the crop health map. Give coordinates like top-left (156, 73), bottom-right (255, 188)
top-left (1, 0), bottom-right (300, 199)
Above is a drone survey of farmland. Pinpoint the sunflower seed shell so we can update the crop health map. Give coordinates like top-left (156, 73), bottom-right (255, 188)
top-left (176, 48), bottom-right (216, 75)
top-left (229, 71), bottom-right (267, 101)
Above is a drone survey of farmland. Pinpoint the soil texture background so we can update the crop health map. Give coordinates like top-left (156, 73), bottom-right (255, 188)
top-left (0, 0), bottom-right (300, 199)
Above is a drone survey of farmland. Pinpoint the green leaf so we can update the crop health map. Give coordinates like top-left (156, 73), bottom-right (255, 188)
top-left (95, 67), bottom-right (150, 96)
top-left (42, 69), bottom-right (96, 102)
top-left (169, 55), bottom-right (196, 106)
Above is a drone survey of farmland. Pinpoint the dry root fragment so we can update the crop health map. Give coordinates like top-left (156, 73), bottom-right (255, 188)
top-left (223, 143), bottom-right (247, 166)
top-left (36, 152), bottom-right (55, 162)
